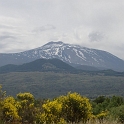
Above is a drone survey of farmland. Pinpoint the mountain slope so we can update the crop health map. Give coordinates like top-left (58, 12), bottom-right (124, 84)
top-left (0, 58), bottom-right (76, 73)
top-left (0, 41), bottom-right (124, 71)
top-left (75, 65), bottom-right (99, 71)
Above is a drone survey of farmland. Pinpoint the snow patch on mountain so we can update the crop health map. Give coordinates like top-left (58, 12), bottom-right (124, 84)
top-left (0, 41), bottom-right (124, 71)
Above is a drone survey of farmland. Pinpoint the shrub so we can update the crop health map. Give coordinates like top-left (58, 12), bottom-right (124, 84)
top-left (59, 92), bottom-right (92, 123)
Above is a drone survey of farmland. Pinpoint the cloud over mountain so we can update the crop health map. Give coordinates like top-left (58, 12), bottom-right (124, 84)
top-left (0, 0), bottom-right (124, 59)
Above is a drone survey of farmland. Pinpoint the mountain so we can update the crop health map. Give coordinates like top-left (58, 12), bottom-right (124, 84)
top-left (0, 58), bottom-right (76, 73)
top-left (0, 41), bottom-right (124, 71)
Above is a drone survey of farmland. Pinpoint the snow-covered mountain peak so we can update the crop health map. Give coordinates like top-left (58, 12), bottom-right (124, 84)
top-left (0, 41), bottom-right (124, 71)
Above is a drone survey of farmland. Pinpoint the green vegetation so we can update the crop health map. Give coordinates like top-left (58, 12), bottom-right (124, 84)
top-left (0, 86), bottom-right (124, 124)
top-left (0, 72), bottom-right (124, 98)
top-left (0, 69), bottom-right (124, 124)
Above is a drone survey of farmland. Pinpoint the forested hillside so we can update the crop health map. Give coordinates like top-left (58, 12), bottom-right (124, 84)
top-left (0, 71), bottom-right (124, 98)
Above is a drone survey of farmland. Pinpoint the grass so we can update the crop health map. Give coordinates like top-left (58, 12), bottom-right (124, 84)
top-left (66, 119), bottom-right (121, 124)
top-left (0, 118), bottom-right (122, 124)
top-left (83, 120), bottom-right (120, 124)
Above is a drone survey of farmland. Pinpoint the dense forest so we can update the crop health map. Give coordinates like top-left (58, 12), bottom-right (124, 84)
top-left (0, 71), bottom-right (124, 98)
top-left (0, 86), bottom-right (124, 124)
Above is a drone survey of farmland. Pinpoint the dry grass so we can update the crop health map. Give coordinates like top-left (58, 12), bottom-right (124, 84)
top-left (77, 119), bottom-right (121, 124)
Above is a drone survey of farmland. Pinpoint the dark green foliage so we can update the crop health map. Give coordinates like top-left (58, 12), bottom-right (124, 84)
top-left (92, 96), bottom-right (124, 115)
top-left (109, 105), bottom-right (124, 123)
top-left (93, 96), bottom-right (106, 104)
top-left (108, 96), bottom-right (124, 108)
top-left (0, 71), bottom-right (124, 98)
top-left (75, 65), bottom-right (99, 71)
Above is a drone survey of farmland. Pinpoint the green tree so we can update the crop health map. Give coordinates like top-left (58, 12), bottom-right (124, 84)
top-left (92, 96), bottom-right (124, 115)
top-left (109, 105), bottom-right (124, 123)
top-left (93, 96), bottom-right (106, 104)
top-left (108, 96), bottom-right (124, 108)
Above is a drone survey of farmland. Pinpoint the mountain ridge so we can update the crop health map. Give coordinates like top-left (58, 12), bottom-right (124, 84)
top-left (0, 41), bottom-right (124, 71)
top-left (0, 58), bottom-right (76, 73)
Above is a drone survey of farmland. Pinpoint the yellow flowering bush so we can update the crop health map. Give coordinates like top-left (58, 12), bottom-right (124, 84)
top-left (59, 92), bottom-right (92, 123)
top-left (96, 111), bottom-right (108, 123)
top-left (42, 99), bottom-right (62, 123)
top-left (2, 96), bottom-right (20, 122)
top-left (16, 92), bottom-right (35, 123)
top-left (17, 92), bottom-right (34, 102)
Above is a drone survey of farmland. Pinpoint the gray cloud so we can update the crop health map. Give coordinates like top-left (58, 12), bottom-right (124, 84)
top-left (0, 24), bottom-right (16, 29)
top-left (0, 0), bottom-right (124, 59)
top-left (0, 35), bottom-right (16, 41)
top-left (88, 32), bottom-right (104, 42)
top-left (32, 25), bottom-right (56, 33)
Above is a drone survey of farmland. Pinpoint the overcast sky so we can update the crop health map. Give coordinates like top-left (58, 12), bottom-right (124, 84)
top-left (0, 0), bottom-right (124, 60)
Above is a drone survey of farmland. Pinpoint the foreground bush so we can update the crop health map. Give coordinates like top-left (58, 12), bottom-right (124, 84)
top-left (36, 92), bottom-right (92, 124)
top-left (60, 92), bottom-right (92, 123)
top-left (0, 85), bottom-right (124, 124)
top-left (2, 96), bottom-right (20, 122)
top-left (17, 92), bottom-right (36, 123)
top-left (109, 105), bottom-right (124, 123)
